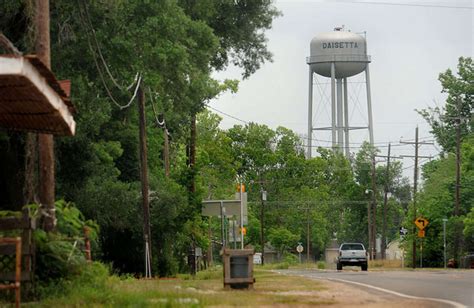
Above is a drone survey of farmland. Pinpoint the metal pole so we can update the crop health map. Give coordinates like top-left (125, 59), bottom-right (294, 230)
top-left (343, 77), bottom-right (350, 158)
top-left (307, 68), bottom-right (313, 158)
top-left (233, 219), bottom-right (236, 249)
top-left (336, 78), bottom-right (344, 153)
top-left (420, 239), bottom-right (423, 268)
top-left (240, 183), bottom-right (244, 249)
top-left (220, 201), bottom-right (225, 250)
top-left (365, 64), bottom-right (374, 145)
top-left (260, 189), bottom-right (266, 265)
top-left (443, 218), bottom-right (447, 269)
top-left (367, 200), bottom-right (372, 260)
top-left (306, 207), bottom-right (310, 262)
top-left (331, 62), bottom-right (337, 150)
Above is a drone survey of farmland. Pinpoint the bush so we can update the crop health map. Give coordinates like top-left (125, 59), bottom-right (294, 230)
top-left (38, 262), bottom-right (114, 304)
top-left (32, 200), bottom-right (99, 283)
top-left (316, 261), bottom-right (326, 269)
top-left (283, 252), bottom-right (298, 265)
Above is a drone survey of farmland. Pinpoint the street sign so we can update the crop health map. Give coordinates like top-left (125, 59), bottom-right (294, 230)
top-left (399, 227), bottom-right (408, 236)
top-left (415, 217), bottom-right (429, 230)
top-left (202, 194), bottom-right (248, 220)
top-left (296, 244), bottom-right (304, 253)
top-left (418, 229), bottom-right (425, 238)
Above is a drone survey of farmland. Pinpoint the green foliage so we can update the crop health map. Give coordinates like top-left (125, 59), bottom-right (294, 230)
top-left (268, 227), bottom-right (299, 257)
top-left (417, 57), bottom-right (473, 153)
top-left (283, 252), bottom-right (299, 265)
top-left (31, 200), bottom-right (99, 282)
top-left (464, 208), bottom-right (474, 250)
top-left (413, 58), bottom-right (473, 265)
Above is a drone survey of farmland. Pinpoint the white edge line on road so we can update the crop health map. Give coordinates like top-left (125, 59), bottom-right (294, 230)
top-left (326, 277), bottom-right (467, 308)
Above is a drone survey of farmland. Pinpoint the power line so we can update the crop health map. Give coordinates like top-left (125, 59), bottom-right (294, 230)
top-left (206, 105), bottom-right (249, 124)
top-left (313, 0), bottom-right (473, 10)
top-left (206, 106), bottom-right (436, 150)
top-left (78, 0), bottom-right (140, 110)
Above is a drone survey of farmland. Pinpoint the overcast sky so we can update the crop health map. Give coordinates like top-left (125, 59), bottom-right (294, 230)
top-left (209, 0), bottom-right (473, 179)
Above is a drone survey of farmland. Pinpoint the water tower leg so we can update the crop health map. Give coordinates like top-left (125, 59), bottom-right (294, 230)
top-left (365, 64), bottom-right (375, 145)
top-left (307, 68), bottom-right (313, 159)
top-left (343, 78), bottom-right (350, 158)
top-left (336, 78), bottom-right (344, 153)
top-left (331, 62), bottom-right (337, 150)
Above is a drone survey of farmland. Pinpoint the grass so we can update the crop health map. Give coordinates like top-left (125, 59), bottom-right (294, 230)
top-left (23, 263), bottom-right (334, 307)
top-left (369, 259), bottom-right (403, 269)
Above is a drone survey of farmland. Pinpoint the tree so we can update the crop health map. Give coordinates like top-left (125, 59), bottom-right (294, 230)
top-left (417, 57), bottom-right (473, 153)
top-left (178, 0), bottom-right (281, 78)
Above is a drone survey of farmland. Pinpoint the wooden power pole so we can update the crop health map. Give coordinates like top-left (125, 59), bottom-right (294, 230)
top-left (375, 143), bottom-right (401, 259)
top-left (138, 85), bottom-right (152, 276)
top-left (35, 0), bottom-right (56, 231)
top-left (400, 127), bottom-right (433, 268)
top-left (370, 155), bottom-right (377, 260)
top-left (454, 116), bottom-right (461, 264)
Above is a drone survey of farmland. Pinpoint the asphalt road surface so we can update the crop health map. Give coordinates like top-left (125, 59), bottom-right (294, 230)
top-left (279, 268), bottom-right (474, 307)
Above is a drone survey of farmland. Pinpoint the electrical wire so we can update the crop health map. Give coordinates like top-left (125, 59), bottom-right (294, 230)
top-left (206, 105), bottom-right (249, 124)
top-left (78, 0), bottom-right (140, 110)
top-left (302, 0), bottom-right (473, 10)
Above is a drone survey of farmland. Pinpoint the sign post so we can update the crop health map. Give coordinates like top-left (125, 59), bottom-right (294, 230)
top-left (296, 243), bottom-right (304, 263)
top-left (415, 217), bottom-right (429, 268)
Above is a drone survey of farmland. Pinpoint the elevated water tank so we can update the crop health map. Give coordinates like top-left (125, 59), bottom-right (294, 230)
top-left (307, 28), bottom-right (371, 78)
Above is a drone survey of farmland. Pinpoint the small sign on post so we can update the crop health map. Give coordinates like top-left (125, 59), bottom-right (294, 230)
top-left (418, 229), bottom-right (425, 238)
top-left (296, 243), bottom-right (304, 263)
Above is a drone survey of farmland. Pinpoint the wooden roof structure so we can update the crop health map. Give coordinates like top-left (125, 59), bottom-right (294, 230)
top-left (0, 55), bottom-right (76, 136)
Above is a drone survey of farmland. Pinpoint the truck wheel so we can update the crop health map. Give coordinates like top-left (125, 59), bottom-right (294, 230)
top-left (337, 262), bottom-right (342, 271)
top-left (361, 264), bottom-right (368, 271)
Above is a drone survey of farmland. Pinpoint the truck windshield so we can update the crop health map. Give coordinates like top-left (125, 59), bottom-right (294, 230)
top-left (341, 244), bottom-right (364, 250)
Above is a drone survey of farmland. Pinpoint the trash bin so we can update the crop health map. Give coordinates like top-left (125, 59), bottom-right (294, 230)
top-left (223, 249), bottom-right (255, 289)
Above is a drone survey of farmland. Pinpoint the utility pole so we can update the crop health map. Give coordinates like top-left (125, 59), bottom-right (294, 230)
top-left (35, 0), bottom-right (56, 231)
top-left (138, 84), bottom-right (152, 277)
top-left (412, 128), bottom-right (419, 270)
top-left (367, 192), bottom-right (372, 261)
top-left (453, 103), bottom-right (462, 265)
top-left (382, 144), bottom-right (391, 259)
top-left (400, 127), bottom-right (433, 269)
top-left (370, 155), bottom-right (377, 260)
top-left (375, 144), bottom-right (400, 259)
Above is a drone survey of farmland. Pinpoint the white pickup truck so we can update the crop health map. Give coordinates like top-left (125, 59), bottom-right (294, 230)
top-left (336, 243), bottom-right (368, 271)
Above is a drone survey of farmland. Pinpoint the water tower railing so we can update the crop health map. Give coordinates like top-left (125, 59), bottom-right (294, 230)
top-left (306, 54), bottom-right (371, 64)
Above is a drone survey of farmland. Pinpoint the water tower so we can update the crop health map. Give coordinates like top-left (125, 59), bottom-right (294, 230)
top-left (306, 27), bottom-right (374, 158)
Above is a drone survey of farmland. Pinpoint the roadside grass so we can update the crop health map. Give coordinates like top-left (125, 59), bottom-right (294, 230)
top-left (26, 263), bottom-right (334, 307)
top-left (369, 259), bottom-right (403, 269)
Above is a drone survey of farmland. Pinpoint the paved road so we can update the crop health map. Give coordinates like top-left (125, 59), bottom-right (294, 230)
top-left (279, 269), bottom-right (474, 307)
